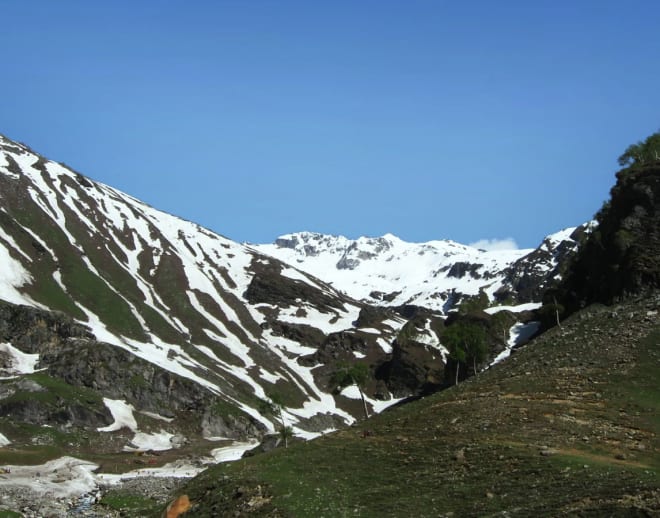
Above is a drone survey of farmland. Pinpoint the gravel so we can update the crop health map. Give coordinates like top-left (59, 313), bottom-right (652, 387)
top-left (0, 475), bottom-right (187, 517)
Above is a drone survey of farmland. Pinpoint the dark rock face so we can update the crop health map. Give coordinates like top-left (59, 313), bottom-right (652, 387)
top-left (354, 306), bottom-right (394, 328)
top-left (307, 331), bottom-right (369, 365)
top-left (267, 321), bottom-right (326, 349)
top-left (0, 301), bottom-right (265, 438)
top-left (447, 262), bottom-right (483, 279)
top-left (557, 165), bottom-right (660, 313)
top-left (336, 256), bottom-right (360, 270)
top-left (375, 339), bottom-right (445, 397)
top-left (336, 238), bottom-right (392, 270)
top-left (0, 301), bottom-right (94, 355)
top-left (368, 290), bottom-right (401, 303)
top-left (41, 339), bottom-right (266, 439)
top-left (274, 236), bottom-right (299, 249)
top-left (201, 410), bottom-right (264, 440)
top-left (0, 396), bottom-right (111, 428)
top-left (245, 257), bottom-right (343, 311)
top-left (42, 340), bottom-right (200, 413)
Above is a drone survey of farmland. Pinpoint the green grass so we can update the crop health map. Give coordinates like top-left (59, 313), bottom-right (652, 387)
top-left (9, 197), bottom-right (145, 339)
top-left (99, 490), bottom-right (161, 515)
top-left (23, 372), bottom-right (102, 404)
top-left (59, 253), bottom-right (145, 340)
top-left (175, 302), bottom-right (660, 517)
top-left (608, 328), bottom-right (660, 425)
top-left (0, 444), bottom-right (61, 465)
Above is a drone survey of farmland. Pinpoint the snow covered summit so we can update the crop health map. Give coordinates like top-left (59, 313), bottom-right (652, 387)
top-left (253, 227), bottom-right (588, 312)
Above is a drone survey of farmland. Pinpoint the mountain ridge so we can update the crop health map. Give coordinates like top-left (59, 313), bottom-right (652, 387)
top-left (252, 224), bottom-right (592, 312)
top-left (0, 133), bottom-right (389, 440)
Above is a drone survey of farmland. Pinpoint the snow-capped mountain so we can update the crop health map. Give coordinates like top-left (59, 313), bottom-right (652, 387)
top-left (0, 135), bottom-right (409, 447)
top-left (0, 132), bottom-right (591, 479)
top-left (253, 226), bottom-right (591, 313)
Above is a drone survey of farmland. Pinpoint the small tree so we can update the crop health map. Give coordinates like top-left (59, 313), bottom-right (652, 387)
top-left (618, 131), bottom-right (660, 167)
top-left (443, 320), bottom-right (487, 384)
top-left (259, 392), bottom-right (291, 448)
top-left (331, 362), bottom-right (370, 419)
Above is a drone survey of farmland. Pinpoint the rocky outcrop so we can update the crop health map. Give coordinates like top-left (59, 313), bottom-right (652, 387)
top-left (303, 331), bottom-right (369, 365)
top-left (0, 301), bottom-right (94, 355)
top-left (447, 261), bottom-right (484, 279)
top-left (554, 164), bottom-right (660, 314)
top-left (354, 305), bottom-right (395, 328)
top-left (41, 339), bottom-right (265, 439)
top-left (375, 339), bottom-right (445, 397)
top-left (245, 258), bottom-right (344, 311)
top-left (0, 301), bottom-right (265, 438)
top-left (266, 320), bottom-right (326, 349)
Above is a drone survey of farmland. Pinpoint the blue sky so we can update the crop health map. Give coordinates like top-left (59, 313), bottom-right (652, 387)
top-left (3, 1), bottom-right (659, 249)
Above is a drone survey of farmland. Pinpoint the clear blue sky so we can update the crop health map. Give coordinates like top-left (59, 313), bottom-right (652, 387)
top-left (3, 1), bottom-right (659, 248)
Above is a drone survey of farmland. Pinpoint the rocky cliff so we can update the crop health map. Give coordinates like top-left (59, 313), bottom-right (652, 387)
top-left (552, 163), bottom-right (660, 315)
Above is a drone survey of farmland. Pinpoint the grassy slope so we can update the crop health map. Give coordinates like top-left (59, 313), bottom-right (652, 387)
top-left (175, 299), bottom-right (659, 517)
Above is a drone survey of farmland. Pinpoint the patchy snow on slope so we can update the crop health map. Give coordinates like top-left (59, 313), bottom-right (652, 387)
top-left (258, 368), bottom-right (283, 383)
top-left (78, 306), bottom-right (224, 396)
top-left (491, 321), bottom-right (541, 366)
top-left (139, 410), bottom-right (174, 423)
top-left (0, 244), bottom-right (34, 306)
top-left (97, 441), bottom-right (259, 485)
top-left (545, 226), bottom-right (577, 246)
top-left (340, 384), bottom-right (404, 413)
top-left (97, 401), bottom-right (178, 451)
top-left (278, 303), bottom-right (360, 335)
top-left (280, 265), bottom-right (326, 292)
top-left (0, 343), bottom-right (42, 377)
top-left (0, 432), bottom-right (10, 446)
top-left (262, 330), bottom-right (316, 356)
top-left (376, 338), bottom-right (393, 354)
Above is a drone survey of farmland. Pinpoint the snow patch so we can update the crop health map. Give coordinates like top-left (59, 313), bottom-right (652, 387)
top-left (491, 321), bottom-right (541, 365)
top-left (0, 244), bottom-right (34, 306)
top-left (0, 432), bottom-right (10, 446)
top-left (125, 431), bottom-right (175, 452)
top-left (139, 411), bottom-right (174, 423)
top-left (208, 440), bottom-right (258, 463)
top-left (485, 302), bottom-right (542, 314)
top-left (0, 343), bottom-right (42, 377)
top-left (340, 385), bottom-right (403, 413)
top-left (97, 398), bottom-right (137, 432)
top-left (0, 457), bottom-right (98, 498)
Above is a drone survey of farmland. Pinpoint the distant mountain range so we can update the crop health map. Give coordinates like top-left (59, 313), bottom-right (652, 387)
top-left (252, 224), bottom-right (593, 312)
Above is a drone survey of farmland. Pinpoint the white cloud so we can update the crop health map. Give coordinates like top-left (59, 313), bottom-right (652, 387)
top-left (468, 238), bottom-right (519, 251)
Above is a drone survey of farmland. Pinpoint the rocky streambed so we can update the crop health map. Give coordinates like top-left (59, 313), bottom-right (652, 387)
top-left (0, 475), bottom-right (186, 517)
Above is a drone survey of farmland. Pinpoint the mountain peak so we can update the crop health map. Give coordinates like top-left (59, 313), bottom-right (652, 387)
top-left (254, 228), bottom-right (584, 311)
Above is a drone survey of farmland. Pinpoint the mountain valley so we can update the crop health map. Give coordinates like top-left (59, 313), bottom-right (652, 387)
top-left (0, 132), bottom-right (657, 516)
